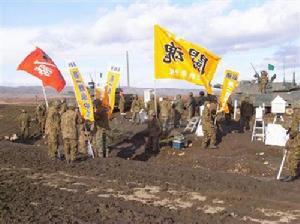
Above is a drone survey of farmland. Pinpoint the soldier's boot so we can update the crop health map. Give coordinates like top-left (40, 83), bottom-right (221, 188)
top-left (209, 144), bottom-right (218, 149)
top-left (280, 175), bottom-right (297, 182)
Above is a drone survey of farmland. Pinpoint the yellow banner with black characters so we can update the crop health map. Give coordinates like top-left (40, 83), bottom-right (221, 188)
top-left (154, 25), bottom-right (221, 94)
top-left (106, 66), bottom-right (120, 116)
top-left (68, 62), bottom-right (94, 122)
top-left (219, 69), bottom-right (239, 113)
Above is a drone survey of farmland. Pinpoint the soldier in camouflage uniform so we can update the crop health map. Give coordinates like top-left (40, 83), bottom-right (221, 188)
top-left (196, 91), bottom-right (206, 116)
top-left (239, 96), bottom-right (254, 132)
top-left (259, 71), bottom-right (268, 94)
top-left (202, 101), bottom-right (217, 149)
top-left (119, 91), bottom-right (125, 114)
top-left (187, 92), bottom-right (196, 120)
top-left (281, 101), bottom-right (300, 182)
top-left (92, 99), bottom-right (110, 158)
top-left (45, 100), bottom-right (61, 159)
top-left (147, 95), bottom-right (158, 119)
top-left (173, 94), bottom-right (184, 128)
top-left (131, 95), bottom-right (142, 124)
top-left (60, 98), bottom-right (67, 115)
top-left (18, 109), bottom-right (31, 141)
top-left (60, 102), bottom-right (81, 163)
top-left (36, 103), bottom-right (47, 134)
top-left (159, 97), bottom-right (170, 132)
top-left (145, 112), bottom-right (162, 154)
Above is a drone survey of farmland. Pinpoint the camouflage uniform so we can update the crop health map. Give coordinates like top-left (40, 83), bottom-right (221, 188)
top-left (173, 95), bottom-right (184, 128)
top-left (45, 101), bottom-right (61, 159)
top-left (119, 93), bottom-right (125, 114)
top-left (145, 114), bottom-right (162, 154)
top-left (239, 97), bottom-right (254, 132)
top-left (19, 110), bottom-right (30, 140)
top-left (60, 99), bottom-right (67, 115)
top-left (60, 103), bottom-right (80, 163)
top-left (36, 103), bottom-right (46, 134)
top-left (93, 100), bottom-right (110, 158)
top-left (131, 95), bottom-right (142, 124)
top-left (159, 98), bottom-right (170, 132)
top-left (259, 71), bottom-right (268, 94)
top-left (187, 92), bottom-right (196, 120)
top-left (195, 91), bottom-right (206, 116)
top-left (285, 103), bottom-right (300, 179)
top-left (202, 102), bottom-right (217, 149)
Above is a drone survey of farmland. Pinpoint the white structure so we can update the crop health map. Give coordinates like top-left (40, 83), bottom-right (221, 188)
top-left (265, 124), bottom-right (289, 147)
top-left (252, 106), bottom-right (265, 142)
top-left (144, 89), bottom-right (155, 107)
top-left (271, 95), bottom-right (286, 123)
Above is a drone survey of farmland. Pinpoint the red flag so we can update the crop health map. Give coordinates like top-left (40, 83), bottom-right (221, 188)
top-left (17, 47), bottom-right (66, 92)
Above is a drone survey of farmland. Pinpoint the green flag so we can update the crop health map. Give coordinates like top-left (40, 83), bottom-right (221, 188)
top-left (268, 64), bottom-right (274, 71)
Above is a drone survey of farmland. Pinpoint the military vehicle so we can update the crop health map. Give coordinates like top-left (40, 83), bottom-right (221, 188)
top-left (233, 69), bottom-right (300, 107)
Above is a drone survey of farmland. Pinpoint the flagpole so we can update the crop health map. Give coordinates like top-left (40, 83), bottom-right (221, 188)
top-left (154, 79), bottom-right (158, 118)
top-left (41, 83), bottom-right (49, 108)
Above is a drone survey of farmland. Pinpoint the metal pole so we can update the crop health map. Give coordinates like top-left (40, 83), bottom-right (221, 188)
top-left (126, 50), bottom-right (130, 87)
top-left (233, 99), bottom-right (237, 120)
top-left (277, 149), bottom-right (288, 180)
top-left (41, 84), bottom-right (49, 108)
top-left (154, 80), bottom-right (158, 118)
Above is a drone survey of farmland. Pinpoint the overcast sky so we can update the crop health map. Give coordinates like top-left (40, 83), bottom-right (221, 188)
top-left (0, 0), bottom-right (299, 89)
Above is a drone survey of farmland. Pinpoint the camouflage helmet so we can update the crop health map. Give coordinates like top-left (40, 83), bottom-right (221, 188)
top-left (68, 102), bottom-right (76, 109)
top-left (52, 100), bottom-right (60, 107)
top-left (189, 92), bottom-right (193, 96)
top-left (199, 91), bottom-right (205, 96)
top-left (293, 101), bottom-right (300, 109)
top-left (21, 109), bottom-right (26, 113)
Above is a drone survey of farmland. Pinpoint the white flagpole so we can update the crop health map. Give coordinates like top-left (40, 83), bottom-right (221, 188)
top-left (41, 83), bottom-right (49, 108)
top-left (277, 149), bottom-right (288, 180)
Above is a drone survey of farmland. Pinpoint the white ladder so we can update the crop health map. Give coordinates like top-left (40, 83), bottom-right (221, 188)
top-left (184, 116), bottom-right (200, 133)
top-left (251, 118), bottom-right (265, 142)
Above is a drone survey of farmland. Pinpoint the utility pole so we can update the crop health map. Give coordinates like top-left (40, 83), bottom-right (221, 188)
top-left (126, 50), bottom-right (130, 87)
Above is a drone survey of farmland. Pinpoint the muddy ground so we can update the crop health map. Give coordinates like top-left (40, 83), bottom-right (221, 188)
top-left (0, 104), bottom-right (299, 224)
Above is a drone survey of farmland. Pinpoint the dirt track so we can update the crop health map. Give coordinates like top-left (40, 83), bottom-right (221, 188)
top-left (0, 104), bottom-right (300, 223)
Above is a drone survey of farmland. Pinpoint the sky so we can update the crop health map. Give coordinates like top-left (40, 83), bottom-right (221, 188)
top-left (0, 0), bottom-right (299, 89)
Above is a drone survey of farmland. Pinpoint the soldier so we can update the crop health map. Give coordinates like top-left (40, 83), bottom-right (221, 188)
top-left (145, 112), bottom-right (162, 154)
top-left (45, 100), bottom-right (61, 159)
top-left (225, 97), bottom-right (233, 125)
top-left (196, 91), bottom-right (206, 116)
top-left (259, 71), bottom-right (268, 94)
top-left (187, 92), bottom-right (196, 120)
top-left (18, 109), bottom-right (30, 141)
top-left (239, 96), bottom-right (254, 133)
top-left (36, 103), bottom-right (47, 134)
top-left (118, 91), bottom-right (125, 115)
top-left (60, 102), bottom-right (81, 163)
top-left (202, 101), bottom-right (217, 149)
top-left (147, 95), bottom-right (158, 119)
top-left (281, 102), bottom-right (300, 182)
top-left (159, 97), bottom-right (170, 132)
top-left (173, 94), bottom-right (184, 128)
top-left (131, 95), bottom-right (142, 124)
top-left (92, 99), bottom-right (110, 158)
top-left (60, 98), bottom-right (67, 115)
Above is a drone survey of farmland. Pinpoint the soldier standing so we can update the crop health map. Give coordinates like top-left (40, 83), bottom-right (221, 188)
top-left (239, 96), bottom-right (254, 132)
top-left (145, 112), bottom-right (162, 154)
top-left (131, 95), bottom-right (142, 124)
top-left (60, 102), bottom-right (81, 163)
top-left (173, 94), bottom-right (184, 128)
top-left (92, 99), bottom-right (110, 158)
top-left (45, 101), bottom-right (61, 159)
top-left (159, 97), bottom-right (170, 132)
top-left (202, 101), bottom-right (217, 149)
top-left (119, 91), bottom-right (125, 115)
top-left (281, 102), bottom-right (300, 182)
top-left (187, 92), bottom-right (196, 120)
top-left (196, 91), bottom-right (206, 116)
top-left (147, 95), bottom-right (158, 119)
top-left (259, 71), bottom-right (268, 94)
top-left (36, 103), bottom-right (46, 134)
top-left (18, 109), bottom-right (30, 141)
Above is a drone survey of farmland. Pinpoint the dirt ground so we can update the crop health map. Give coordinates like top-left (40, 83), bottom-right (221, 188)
top-left (0, 104), bottom-right (299, 224)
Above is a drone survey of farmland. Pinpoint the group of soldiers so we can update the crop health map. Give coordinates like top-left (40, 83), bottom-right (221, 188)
top-left (19, 98), bottom-right (110, 163)
top-left (17, 90), bottom-right (299, 181)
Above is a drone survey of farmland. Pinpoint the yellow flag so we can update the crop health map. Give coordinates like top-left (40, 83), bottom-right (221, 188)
top-left (105, 66), bottom-right (120, 116)
top-left (219, 69), bottom-right (239, 113)
top-left (154, 25), bottom-right (221, 94)
top-left (68, 62), bottom-right (94, 122)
